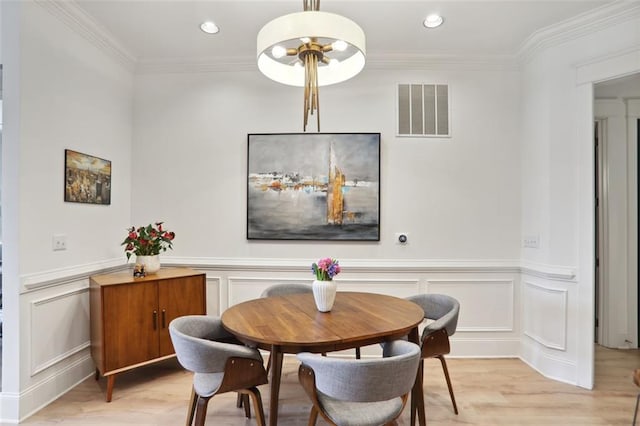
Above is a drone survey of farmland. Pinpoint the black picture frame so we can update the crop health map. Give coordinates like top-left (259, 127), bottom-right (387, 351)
top-left (247, 133), bottom-right (381, 241)
top-left (64, 149), bottom-right (112, 205)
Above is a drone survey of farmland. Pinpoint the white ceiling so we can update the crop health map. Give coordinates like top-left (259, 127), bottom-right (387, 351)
top-left (75, 0), bottom-right (615, 63)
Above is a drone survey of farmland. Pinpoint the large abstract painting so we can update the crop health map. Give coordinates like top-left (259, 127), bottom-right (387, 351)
top-left (64, 149), bottom-right (112, 205)
top-left (247, 133), bottom-right (380, 240)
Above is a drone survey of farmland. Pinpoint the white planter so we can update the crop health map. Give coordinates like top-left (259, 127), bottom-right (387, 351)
top-left (312, 279), bottom-right (337, 312)
top-left (136, 254), bottom-right (161, 274)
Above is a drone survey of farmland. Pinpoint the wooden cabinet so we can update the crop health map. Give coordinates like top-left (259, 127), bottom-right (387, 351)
top-left (90, 267), bottom-right (206, 402)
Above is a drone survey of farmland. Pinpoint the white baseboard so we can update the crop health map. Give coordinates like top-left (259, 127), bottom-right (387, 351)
top-left (0, 390), bottom-right (20, 424)
top-left (16, 354), bottom-right (94, 423)
top-left (520, 337), bottom-right (578, 386)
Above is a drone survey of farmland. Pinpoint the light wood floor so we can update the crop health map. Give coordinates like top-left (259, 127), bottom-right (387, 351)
top-left (18, 345), bottom-right (640, 425)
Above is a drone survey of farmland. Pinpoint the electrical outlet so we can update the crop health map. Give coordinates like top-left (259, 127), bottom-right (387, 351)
top-left (52, 234), bottom-right (67, 251)
top-left (523, 235), bottom-right (539, 249)
top-left (395, 233), bottom-right (409, 245)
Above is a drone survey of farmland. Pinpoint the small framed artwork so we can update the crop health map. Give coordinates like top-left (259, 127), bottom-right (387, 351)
top-left (64, 149), bottom-right (111, 205)
top-left (247, 133), bottom-right (380, 241)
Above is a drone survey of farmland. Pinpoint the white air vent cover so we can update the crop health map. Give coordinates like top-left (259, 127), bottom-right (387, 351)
top-left (397, 84), bottom-right (450, 137)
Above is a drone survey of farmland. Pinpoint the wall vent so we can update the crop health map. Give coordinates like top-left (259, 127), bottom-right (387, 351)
top-left (397, 84), bottom-right (450, 137)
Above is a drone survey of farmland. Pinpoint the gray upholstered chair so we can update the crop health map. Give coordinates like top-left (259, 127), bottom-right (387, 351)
top-left (297, 339), bottom-right (420, 426)
top-left (260, 283), bottom-right (313, 297)
top-left (407, 293), bottom-right (460, 417)
top-left (169, 315), bottom-right (268, 426)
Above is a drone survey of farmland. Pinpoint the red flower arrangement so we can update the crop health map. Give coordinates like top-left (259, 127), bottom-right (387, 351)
top-left (121, 222), bottom-right (175, 260)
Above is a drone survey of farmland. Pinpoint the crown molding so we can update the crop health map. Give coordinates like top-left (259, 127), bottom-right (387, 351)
top-left (517, 1), bottom-right (640, 65)
top-left (36, 1), bottom-right (639, 76)
top-left (35, 0), bottom-right (137, 72)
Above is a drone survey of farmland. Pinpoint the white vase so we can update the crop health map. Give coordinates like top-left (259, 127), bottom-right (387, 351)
top-left (136, 254), bottom-right (161, 274)
top-left (312, 279), bottom-right (337, 312)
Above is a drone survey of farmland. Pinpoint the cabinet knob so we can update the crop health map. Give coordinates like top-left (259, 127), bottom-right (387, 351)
top-left (162, 309), bottom-right (166, 328)
top-left (153, 310), bottom-right (158, 330)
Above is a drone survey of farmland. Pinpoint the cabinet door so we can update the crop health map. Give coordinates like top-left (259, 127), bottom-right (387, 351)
top-left (103, 281), bottom-right (159, 372)
top-left (158, 275), bottom-right (206, 356)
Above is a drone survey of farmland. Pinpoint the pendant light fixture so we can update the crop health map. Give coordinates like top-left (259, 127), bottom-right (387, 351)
top-left (257, 0), bottom-right (366, 131)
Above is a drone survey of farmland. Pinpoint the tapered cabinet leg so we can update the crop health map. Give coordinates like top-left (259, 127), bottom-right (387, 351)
top-left (105, 375), bottom-right (115, 402)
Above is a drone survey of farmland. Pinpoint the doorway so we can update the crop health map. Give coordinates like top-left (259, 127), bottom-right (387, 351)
top-left (594, 73), bottom-right (640, 350)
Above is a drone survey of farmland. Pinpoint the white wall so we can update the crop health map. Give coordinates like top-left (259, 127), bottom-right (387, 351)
top-left (1, 1), bottom-right (134, 421)
top-left (519, 7), bottom-right (640, 388)
top-left (132, 67), bottom-right (522, 262)
top-left (1, 1), bottom-right (637, 422)
top-left (129, 64), bottom-right (526, 379)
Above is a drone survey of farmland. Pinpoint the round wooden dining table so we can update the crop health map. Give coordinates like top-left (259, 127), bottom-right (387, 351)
top-left (221, 291), bottom-right (426, 426)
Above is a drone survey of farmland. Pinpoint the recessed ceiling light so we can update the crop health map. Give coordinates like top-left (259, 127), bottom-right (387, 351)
top-left (200, 21), bottom-right (219, 34)
top-left (423, 14), bottom-right (444, 29)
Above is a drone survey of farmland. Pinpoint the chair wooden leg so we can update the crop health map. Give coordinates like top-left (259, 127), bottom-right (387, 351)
top-left (186, 387), bottom-right (198, 426)
top-left (437, 355), bottom-right (458, 415)
top-left (633, 393), bottom-right (640, 425)
top-left (308, 406), bottom-right (319, 426)
top-left (246, 386), bottom-right (266, 426)
top-left (411, 359), bottom-right (423, 426)
top-left (355, 347), bottom-right (361, 359)
top-left (243, 393), bottom-right (251, 418)
top-left (265, 354), bottom-right (272, 375)
top-left (236, 392), bottom-right (243, 408)
top-left (194, 395), bottom-right (210, 426)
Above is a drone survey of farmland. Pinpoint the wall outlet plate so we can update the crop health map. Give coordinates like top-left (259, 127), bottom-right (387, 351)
top-left (53, 234), bottom-right (67, 251)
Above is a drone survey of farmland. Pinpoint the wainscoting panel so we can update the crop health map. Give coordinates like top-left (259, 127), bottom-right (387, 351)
top-left (7, 258), bottom-right (574, 423)
top-left (226, 276), bottom-right (422, 308)
top-left (205, 275), bottom-right (221, 316)
top-left (333, 278), bottom-right (420, 297)
top-left (523, 281), bottom-right (568, 350)
top-left (427, 279), bottom-right (515, 332)
top-left (30, 287), bottom-right (90, 375)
